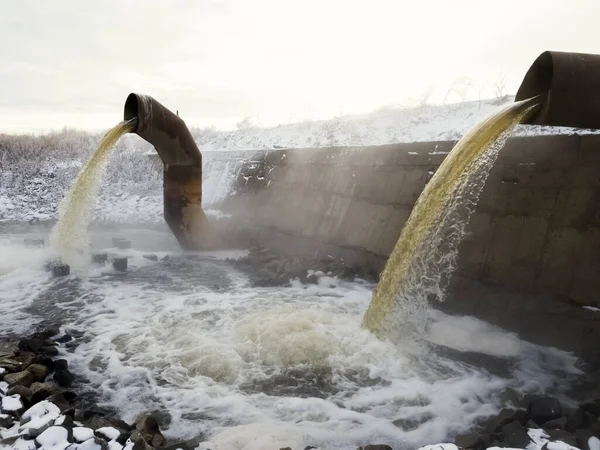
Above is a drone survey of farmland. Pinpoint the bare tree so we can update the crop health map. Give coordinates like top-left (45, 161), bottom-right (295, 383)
top-left (443, 78), bottom-right (474, 105)
top-left (492, 73), bottom-right (508, 99)
top-left (236, 117), bottom-right (254, 130)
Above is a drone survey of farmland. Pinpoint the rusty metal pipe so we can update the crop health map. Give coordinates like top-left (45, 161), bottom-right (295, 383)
top-left (516, 51), bottom-right (600, 130)
top-left (123, 93), bottom-right (207, 249)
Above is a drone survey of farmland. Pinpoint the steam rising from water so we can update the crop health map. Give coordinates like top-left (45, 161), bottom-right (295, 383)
top-left (50, 119), bottom-right (136, 264)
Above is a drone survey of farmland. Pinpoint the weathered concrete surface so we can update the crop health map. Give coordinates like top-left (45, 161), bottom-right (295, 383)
top-left (217, 135), bottom-right (600, 367)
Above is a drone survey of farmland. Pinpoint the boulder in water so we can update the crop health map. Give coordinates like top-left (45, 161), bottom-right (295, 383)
top-left (500, 421), bottom-right (531, 448)
top-left (529, 396), bottom-right (563, 425)
top-left (112, 258), bottom-right (127, 272)
top-left (92, 254), bottom-right (108, 264)
top-left (53, 369), bottom-right (75, 387)
top-left (52, 264), bottom-right (70, 277)
top-left (26, 363), bottom-right (49, 382)
top-left (4, 370), bottom-right (34, 388)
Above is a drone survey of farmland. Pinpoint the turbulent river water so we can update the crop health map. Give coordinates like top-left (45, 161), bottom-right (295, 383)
top-left (0, 226), bottom-right (581, 450)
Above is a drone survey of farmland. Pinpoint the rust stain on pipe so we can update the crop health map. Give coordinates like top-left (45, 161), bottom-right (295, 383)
top-left (516, 51), bottom-right (600, 130)
top-left (124, 93), bottom-right (208, 249)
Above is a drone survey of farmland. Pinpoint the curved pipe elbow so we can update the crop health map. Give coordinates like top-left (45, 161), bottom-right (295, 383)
top-left (124, 93), bottom-right (202, 166)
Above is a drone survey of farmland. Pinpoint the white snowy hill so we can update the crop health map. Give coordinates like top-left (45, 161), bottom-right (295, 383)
top-left (0, 96), bottom-right (590, 225)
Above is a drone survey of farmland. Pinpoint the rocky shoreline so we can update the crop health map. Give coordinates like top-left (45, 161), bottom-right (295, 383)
top-left (1, 327), bottom-right (600, 450)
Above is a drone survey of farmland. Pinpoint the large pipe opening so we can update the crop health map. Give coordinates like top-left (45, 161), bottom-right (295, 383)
top-left (516, 51), bottom-right (600, 129)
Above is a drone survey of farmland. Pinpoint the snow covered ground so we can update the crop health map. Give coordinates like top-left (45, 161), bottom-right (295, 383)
top-left (0, 96), bottom-right (594, 226)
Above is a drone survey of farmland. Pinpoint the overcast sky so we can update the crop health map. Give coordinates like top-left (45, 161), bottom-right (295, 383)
top-left (1, 0), bottom-right (599, 132)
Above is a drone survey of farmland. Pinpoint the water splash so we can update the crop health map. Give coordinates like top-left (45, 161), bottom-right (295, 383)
top-left (50, 119), bottom-right (136, 264)
top-left (362, 97), bottom-right (543, 338)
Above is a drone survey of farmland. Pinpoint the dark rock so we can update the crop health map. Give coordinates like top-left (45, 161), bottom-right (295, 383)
top-left (112, 258), bottom-right (128, 272)
top-left (15, 352), bottom-right (34, 370)
top-left (108, 418), bottom-right (133, 432)
top-left (485, 408), bottom-right (528, 432)
top-left (39, 345), bottom-right (59, 356)
top-left (92, 254), bottom-right (108, 264)
top-left (501, 421), bottom-right (532, 448)
top-left (46, 392), bottom-right (70, 411)
top-left (279, 448), bottom-right (292, 450)
top-left (576, 429), bottom-right (599, 450)
top-left (305, 274), bottom-right (319, 284)
top-left (54, 359), bottom-right (69, 371)
top-left (569, 407), bottom-right (593, 431)
top-left (19, 338), bottom-right (44, 353)
top-left (582, 398), bottom-right (600, 417)
top-left (0, 414), bottom-right (13, 428)
top-left (0, 341), bottom-right (19, 357)
top-left (0, 436), bottom-right (22, 448)
top-left (63, 391), bottom-right (78, 402)
top-left (32, 355), bottom-right (55, 370)
top-left (134, 413), bottom-right (166, 449)
top-left (75, 405), bottom-right (110, 422)
top-left (0, 360), bottom-right (20, 373)
top-left (131, 435), bottom-right (154, 450)
top-left (59, 414), bottom-right (75, 429)
top-left (30, 382), bottom-right (56, 403)
top-left (7, 385), bottom-right (32, 404)
top-left (590, 421), bottom-right (600, 435)
top-left (27, 363), bottom-right (50, 382)
top-left (544, 416), bottom-right (568, 430)
top-left (52, 264), bottom-right (71, 277)
top-left (56, 333), bottom-right (73, 344)
top-left (529, 396), bottom-right (563, 425)
top-left (527, 420), bottom-right (540, 428)
top-left (4, 370), bottom-right (34, 388)
top-left (455, 432), bottom-right (484, 449)
top-left (54, 369), bottom-right (75, 387)
top-left (161, 255), bottom-right (170, 261)
top-left (32, 328), bottom-right (60, 340)
top-left (87, 415), bottom-right (114, 430)
top-left (143, 254), bottom-right (158, 261)
top-left (546, 429), bottom-right (577, 445)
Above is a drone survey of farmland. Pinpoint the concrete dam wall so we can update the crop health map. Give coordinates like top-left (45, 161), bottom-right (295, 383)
top-left (216, 134), bottom-right (600, 367)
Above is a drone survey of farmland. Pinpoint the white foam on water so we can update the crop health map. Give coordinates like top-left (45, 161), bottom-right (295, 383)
top-left (0, 236), bottom-right (54, 335)
top-left (425, 311), bottom-right (522, 358)
top-left (0, 229), bottom-right (581, 450)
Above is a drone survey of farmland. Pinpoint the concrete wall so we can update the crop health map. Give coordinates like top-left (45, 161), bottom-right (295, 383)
top-left (216, 135), bottom-right (600, 366)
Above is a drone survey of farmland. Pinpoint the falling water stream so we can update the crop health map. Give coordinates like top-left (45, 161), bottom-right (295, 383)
top-left (50, 119), bottom-right (136, 264)
top-left (362, 96), bottom-right (543, 336)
